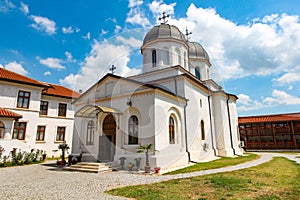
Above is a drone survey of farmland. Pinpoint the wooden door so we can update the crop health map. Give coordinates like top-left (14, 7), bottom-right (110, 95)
top-left (99, 115), bottom-right (116, 161)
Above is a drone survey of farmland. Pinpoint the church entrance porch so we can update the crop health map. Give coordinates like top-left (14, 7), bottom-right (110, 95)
top-left (99, 114), bottom-right (116, 162)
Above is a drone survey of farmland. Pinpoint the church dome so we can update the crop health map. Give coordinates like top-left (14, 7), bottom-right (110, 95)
top-left (188, 42), bottom-right (210, 63)
top-left (142, 24), bottom-right (187, 47)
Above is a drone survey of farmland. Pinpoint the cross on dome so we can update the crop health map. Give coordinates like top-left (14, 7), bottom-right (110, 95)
top-left (159, 12), bottom-right (169, 24)
top-left (185, 27), bottom-right (192, 41)
top-left (109, 64), bottom-right (116, 74)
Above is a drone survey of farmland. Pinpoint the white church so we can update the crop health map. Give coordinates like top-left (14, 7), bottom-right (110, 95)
top-left (71, 18), bottom-right (243, 171)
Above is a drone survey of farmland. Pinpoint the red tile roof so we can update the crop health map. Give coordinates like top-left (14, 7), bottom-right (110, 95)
top-left (0, 107), bottom-right (22, 119)
top-left (42, 84), bottom-right (81, 99)
top-left (0, 67), bottom-right (49, 88)
top-left (239, 112), bottom-right (300, 124)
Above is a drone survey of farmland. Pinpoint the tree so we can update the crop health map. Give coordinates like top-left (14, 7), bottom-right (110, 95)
top-left (137, 144), bottom-right (154, 173)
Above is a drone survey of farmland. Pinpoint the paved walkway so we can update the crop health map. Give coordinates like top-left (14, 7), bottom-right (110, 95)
top-left (0, 153), bottom-right (299, 200)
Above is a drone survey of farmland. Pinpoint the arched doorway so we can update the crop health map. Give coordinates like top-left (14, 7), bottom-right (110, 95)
top-left (0, 121), bottom-right (4, 139)
top-left (99, 114), bottom-right (116, 161)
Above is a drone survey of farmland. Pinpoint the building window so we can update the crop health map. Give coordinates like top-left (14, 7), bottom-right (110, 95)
top-left (56, 127), bottom-right (66, 142)
top-left (201, 120), bottom-right (205, 140)
top-left (17, 91), bottom-right (30, 109)
top-left (58, 103), bottom-right (67, 117)
top-left (195, 67), bottom-right (200, 80)
top-left (0, 121), bottom-right (5, 139)
top-left (128, 116), bottom-right (139, 145)
top-left (12, 122), bottom-right (27, 140)
top-left (86, 120), bottom-right (95, 145)
top-left (40, 101), bottom-right (48, 115)
top-left (36, 126), bottom-right (46, 141)
top-left (169, 116), bottom-right (175, 144)
top-left (152, 49), bottom-right (157, 67)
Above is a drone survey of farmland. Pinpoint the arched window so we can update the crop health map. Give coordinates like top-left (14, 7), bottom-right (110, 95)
top-left (201, 120), bottom-right (205, 140)
top-left (152, 50), bottom-right (157, 67)
top-left (169, 116), bottom-right (175, 144)
top-left (195, 67), bottom-right (200, 80)
top-left (128, 115), bottom-right (138, 144)
top-left (0, 121), bottom-right (4, 139)
top-left (86, 120), bottom-right (95, 145)
top-left (184, 52), bottom-right (187, 68)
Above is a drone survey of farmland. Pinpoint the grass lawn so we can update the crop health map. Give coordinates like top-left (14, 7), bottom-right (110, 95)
top-left (166, 153), bottom-right (259, 175)
top-left (107, 157), bottom-right (300, 200)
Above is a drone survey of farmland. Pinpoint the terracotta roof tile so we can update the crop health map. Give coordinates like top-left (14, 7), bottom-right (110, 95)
top-left (0, 107), bottom-right (22, 119)
top-left (239, 112), bottom-right (300, 124)
top-left (0, 67), bottom-right (49, 88)
top-left (42, 84), bottom-right (81, 99)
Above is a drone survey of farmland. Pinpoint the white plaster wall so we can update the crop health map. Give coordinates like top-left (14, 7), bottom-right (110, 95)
top-left (212, 92), bottom-right (234, 157)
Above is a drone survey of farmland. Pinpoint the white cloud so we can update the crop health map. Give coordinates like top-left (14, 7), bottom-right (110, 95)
top-left (82, 32), bottom-right (91, 40)
top-left (44, 71), bottom-right (51, 76)
top-left (65, 51), bottom-right (76, 62)
top-left (126, 0), bottom-right (150, 27)
top-left (4, 61), bottom-right (28, 75)
top-left (237, 89), bottom-right (300, 113)
top-left (116, 36), bottom-right (142, 48)
top-left (114, 25), bottom-right (121, 33)
top-left (164, 4), bottom-right (300, 83)
top-left (129, 0), bottom-right (143, 8)
top-left (62, 26), bottom-right (80, 34)
top-left (30, 15), bottom-right (56, 35)
top-left (148, 0), bottom-right (176, 17)
top-left (60, 40), bottom-right (141, 91)
top-left (101, 29), bottom-right (108, 35)
top-left (0, 0), bottom-right (15, 13)
top-left (263, 89), bottom-right (300, 105)
top-left (37, 57), bottom-right (65, 70)
top-left (20, 2), bottom-right (29, 14)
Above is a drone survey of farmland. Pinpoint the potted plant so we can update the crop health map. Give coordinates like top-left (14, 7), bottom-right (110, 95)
top-left (119, 157), bottom-right (126, 169)
top-left (154, 167), bottom-right (160, 174)
top-left (57, 141), bottom-right (69, 166)
top-left (137, 144), bottom-right (155, 173)
top-left (127, 162), bottom-right (134, 171)
top-left (134, 157), bottom-right (141, 171)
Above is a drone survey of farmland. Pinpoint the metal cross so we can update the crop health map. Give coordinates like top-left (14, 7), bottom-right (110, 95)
top-left (159, 12), bottom-right (169, 24)
top-left (109, 64), bottom-right (116, 74)
top-left (185, 27), bottom-right (192, 41)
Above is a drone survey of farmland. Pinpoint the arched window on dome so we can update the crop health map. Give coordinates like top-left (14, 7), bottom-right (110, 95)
top-left (152, 49), bottom-right (157, 67)
top-left (128, 115), bottom-right (139, 145)
top-left (184, 52), bottom-right (187, 68)
top-left (86, 120), bottom-right (95, 145)
top-left (175, 48), bottom-right (181, 66)
top-left (195, 67), bottom-right (200, 80)
top-left (169, 116), bottom-right (175, 144)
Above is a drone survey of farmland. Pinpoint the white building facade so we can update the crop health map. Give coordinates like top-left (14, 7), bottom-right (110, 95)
top-left (0, 68), bottom-right (80, 157)
top-left (72, 23), bottom-right (243, 171)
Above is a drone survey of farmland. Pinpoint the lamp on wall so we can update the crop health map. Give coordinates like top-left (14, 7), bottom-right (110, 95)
top-left (127, 98), bottom-right (132, 107)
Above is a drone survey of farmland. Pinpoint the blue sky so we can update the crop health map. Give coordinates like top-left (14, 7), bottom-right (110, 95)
top-left (0, 0), bottom-right (300, 116)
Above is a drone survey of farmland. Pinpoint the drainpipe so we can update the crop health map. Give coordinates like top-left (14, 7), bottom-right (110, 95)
top-left (183, 100), bottom-right (191, 162)
top-left (208, 95), bottom-right (217, 156)
top-left (226, 95), bottom-right (236, 155)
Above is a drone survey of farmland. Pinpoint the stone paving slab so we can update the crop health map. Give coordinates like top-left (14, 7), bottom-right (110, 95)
top-left (0, 153), bottom-right (299, 200)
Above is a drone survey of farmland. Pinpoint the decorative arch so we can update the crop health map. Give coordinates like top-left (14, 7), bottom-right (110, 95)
top-left (168, 107), bottom-right (182, 145)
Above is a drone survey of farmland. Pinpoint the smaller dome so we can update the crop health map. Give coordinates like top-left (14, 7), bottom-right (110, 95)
top-left (188, 42), bottom-right (210, 63)
top-left (142, 24), bottom-right (187, 47)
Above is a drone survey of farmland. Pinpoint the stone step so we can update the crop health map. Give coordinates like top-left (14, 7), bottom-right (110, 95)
top-left (63, 162), bottom-right (112, 173)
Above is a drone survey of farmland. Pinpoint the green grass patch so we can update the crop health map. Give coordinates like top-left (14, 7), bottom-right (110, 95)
top-left (166, 153), bottom-right (259, 175)
top-left (107, 157), bottom-right (300, 200)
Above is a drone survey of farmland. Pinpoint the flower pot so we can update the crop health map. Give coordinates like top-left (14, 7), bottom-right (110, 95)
top-left (57, 160), bottom-right (66, 166)
top-left (144, 166), bottom-right (151, 173)
top-left (154, 167), bottom-right (160, 174)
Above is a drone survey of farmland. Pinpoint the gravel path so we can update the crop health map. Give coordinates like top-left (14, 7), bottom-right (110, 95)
top-left (0, 153), bottom-right (299, 200)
